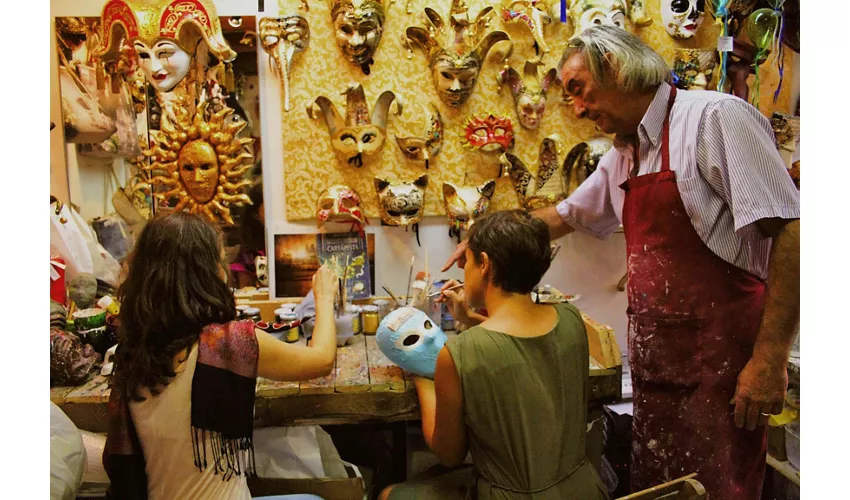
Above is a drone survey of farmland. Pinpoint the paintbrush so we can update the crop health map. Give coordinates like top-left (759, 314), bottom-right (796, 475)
top-left (428, 282), bottom-right (464, 298)
top-left (382, 285), bottom-right (399, 303)
top-left (550, 243), bottom-right (562, 261)
top-left (404, 255), bottom-right (415, 306)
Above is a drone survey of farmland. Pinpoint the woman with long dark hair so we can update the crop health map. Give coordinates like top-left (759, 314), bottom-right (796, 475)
top-left (104, 212), bottom-right (335, 500)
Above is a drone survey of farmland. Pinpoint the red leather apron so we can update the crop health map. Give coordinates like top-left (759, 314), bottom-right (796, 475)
top-left (620, 85), bottom-right (767, 499)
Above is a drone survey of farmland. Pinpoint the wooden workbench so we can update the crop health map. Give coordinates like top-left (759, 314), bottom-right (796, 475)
top-left (50, 315), bottom-right (623, 433)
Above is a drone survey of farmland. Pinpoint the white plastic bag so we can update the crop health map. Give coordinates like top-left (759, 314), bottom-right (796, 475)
top-left (50, 403), bottom-right (86, 500)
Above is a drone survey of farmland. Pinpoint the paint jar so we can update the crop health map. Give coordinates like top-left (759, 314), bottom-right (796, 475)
top-left (361, 305), bottom-right (380, 335)
top-left (347, 304), bottom-right (362, 334)
top-left (373, 299), bottom-right (391, 322)
top-left (242, 307), bottom-right (261, 322)
top-left (278, 311), bottom-right (300, 343)
top-left (236, 304), bottom-right (250, 315)
top-left (335, 308), bottom-right (356, 347)
top-left (97, 295), bottom-right (120, 315)
top-left (73, 308), bottom-right (107, 331)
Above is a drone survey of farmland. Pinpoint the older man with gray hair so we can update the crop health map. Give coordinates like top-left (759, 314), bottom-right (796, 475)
top-left (444, 25), bottom-right (800, 499)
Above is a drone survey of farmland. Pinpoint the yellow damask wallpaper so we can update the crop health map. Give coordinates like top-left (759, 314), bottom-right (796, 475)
top-left (279, 0), bottom-right (794, 220)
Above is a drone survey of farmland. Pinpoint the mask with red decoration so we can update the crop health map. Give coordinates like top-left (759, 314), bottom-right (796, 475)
top-left (316, 185), bottom-right (368, 230)
top-left (462, 114), bottom-right (514, 152)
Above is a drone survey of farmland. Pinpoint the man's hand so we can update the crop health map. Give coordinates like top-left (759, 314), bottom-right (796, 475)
top-left (441, 240), bottom-right (468, 272)
top-left (731, 356), bottom-right (787, 431)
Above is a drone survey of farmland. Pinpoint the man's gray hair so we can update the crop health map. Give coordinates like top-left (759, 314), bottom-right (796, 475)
top-left (558, 26), bottom-right (670, 94)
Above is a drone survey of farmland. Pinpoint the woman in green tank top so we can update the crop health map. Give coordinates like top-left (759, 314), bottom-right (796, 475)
top-left (381, 210), bottom-right (609, 500)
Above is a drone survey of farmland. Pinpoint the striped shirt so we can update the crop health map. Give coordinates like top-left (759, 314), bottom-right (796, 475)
top-left (556, 84), bottom-right (800, 280)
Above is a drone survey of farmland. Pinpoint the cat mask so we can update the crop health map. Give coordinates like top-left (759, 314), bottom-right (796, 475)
top-left (374, 174), bottom-right (428, 227)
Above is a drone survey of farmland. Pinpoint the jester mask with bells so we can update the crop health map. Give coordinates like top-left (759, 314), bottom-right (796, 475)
top-left (376, 306), bottom-right (447, 378)
top-left (500, 0), bottom-right (552, 56)
top-left (662, 0), bottom-right (705, 39)
top-left (462, 114), bottom-right (515, 152)
top-left (442, 180), bottom-right (497, 242)
top-left (563, 136), bottom-right (613, 194)
top-left (498, 60), bottom-right (558, 130)
top-left (500, 135), bottom-right (566, 211)
top-left (567, 0), bottom-right (627, 37)
top-left (308, 84), bottom-right (401, 168)
top-left (316, 185), bottom-right (368, 230)
top-left (92, 0), bottom-right (236, 93)
top-left (395, 104), bottom-right (443, 169)
top-left (142, 98), bottom-right (254, 225)
top-left (259, 16), bottom-right (310, 112)
top-left (330, 0), bottom-right (386, 75)
top-left (374, 175), bottom-right (428, 227)
top-left (672, 49), bottom-right (716, 90)
top-left (405, 0), bottom-right (511, 108)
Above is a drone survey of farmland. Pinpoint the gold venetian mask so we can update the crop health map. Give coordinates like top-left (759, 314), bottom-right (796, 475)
top-left (395, 104), bottom-right (443, 169)
top-left (406, 0), bottom-right (511, 108)
top-left (259, 16), bottom-right (310, 112)
top-left (567, 0), bottom-right (627, 36)
top-left (374, 175), bottom-right (428, 227)
top-left (672, 48), bottom-right (717, 91)
top-left (308, 84), bottom-right (401, 167)
top-left (442, 180), bottom-right (497, 242)
top-left (330, 0), bottom-right (386, 74)
top-left (499, 60), bottom-right (558, 130)
top-left (563, 136), bottom-right (613, 194)
top-left (142, 98), bottom-right (254, 225)
top-left (499, 0), bottom-right (552, 56)
top-left (500, 135), bottom-right (566, 210)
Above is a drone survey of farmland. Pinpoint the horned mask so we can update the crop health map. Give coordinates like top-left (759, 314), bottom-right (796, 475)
top-left (500, 0), bottom-right (552, 56)
top-left (395, 104), bottom-right (443, 169)
top-left (259, 16), bottom-right (310, 112)
top-left (308, 83), bottom-right (402, 167)
top-left (406, 0), bottom-right (511, 108)
top-left (442, 180), bottom-right (497, 242)
top-left (498, 60), bottom-right (558, 130)
top-left (462, 114), bottom-right (515, 152)
top-left (500, 135), bottom-right (566, 211)
top-left (374, 174), bottom-right (428, 227)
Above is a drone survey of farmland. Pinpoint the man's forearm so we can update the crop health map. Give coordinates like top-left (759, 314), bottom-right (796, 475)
top-left (532, 205), bottom-right (575, 240)
top-left (752, 219), bottom-right (800, 368)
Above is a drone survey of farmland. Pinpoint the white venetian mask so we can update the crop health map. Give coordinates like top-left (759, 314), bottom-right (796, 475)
top-left (568, 0), bottom-right (627, 37)
top-left (133, 40), bottom-right (192, 93)
top-left (662, 0), bottom-right (706, 39)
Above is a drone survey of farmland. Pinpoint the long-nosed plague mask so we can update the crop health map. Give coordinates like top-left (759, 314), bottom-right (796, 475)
top-left (308, 83), bottom-right (402, 167)
top-left (442, 180), bottom-right (497, 242)
top-left (374, 174), bottom-right (428, 227)
top-left (395, 104), bottom-right (443, 169)
top-left (498, 60), bottom-right (558, 130)
top-left (405, 0), bottom-right (511, 108)
top-left (259, 16), bottom-right (310, 112)
top-left (500, 135), bottom-right (566, 211)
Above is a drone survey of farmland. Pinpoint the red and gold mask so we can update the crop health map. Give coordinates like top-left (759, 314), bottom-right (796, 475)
top-left (317, 185), bottom-right (368, 230)
top-left (462, 114), bottom-right (514, 152)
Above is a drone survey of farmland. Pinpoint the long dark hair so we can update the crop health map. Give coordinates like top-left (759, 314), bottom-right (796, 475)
top-left (115, 212), bottom-right (237, 401)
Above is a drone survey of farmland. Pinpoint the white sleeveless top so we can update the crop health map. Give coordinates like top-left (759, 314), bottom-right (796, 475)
top-left (129, 345), bottom-right (252, 500)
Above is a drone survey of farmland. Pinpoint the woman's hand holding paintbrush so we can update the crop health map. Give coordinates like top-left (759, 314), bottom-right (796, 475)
top-left (433, 280), bottom-right (484, 328)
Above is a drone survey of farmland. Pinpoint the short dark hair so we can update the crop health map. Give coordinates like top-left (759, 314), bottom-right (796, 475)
top-left (115, 212), bottom-right (237, 401)
top-left (467, 210), bottom-right (552, 294)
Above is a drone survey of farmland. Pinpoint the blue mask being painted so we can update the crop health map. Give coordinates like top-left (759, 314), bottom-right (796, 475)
top-left (376, 307), bottom-right (446, 378)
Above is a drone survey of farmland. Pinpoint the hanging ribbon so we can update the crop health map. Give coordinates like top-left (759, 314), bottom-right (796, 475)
top-left (772, 1), bottom-right (786, 103)
top-left (714, 0), bottom-right (731, 93)
top-left (561, 0), bottom-right (567, 23)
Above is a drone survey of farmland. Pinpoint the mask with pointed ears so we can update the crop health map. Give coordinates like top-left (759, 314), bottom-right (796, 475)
top-left (498, 60), bottom-right (558, 130)
top-left (442, 180), bottom-right (497, 242)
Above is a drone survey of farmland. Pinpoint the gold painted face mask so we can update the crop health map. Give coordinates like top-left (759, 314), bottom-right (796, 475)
top-left (442, 180), bottom-right (497, 242)
top-left (259, 16), bottom-right (310, 112)
top-left (330, 0), bottom-right (386, 75)
top-left (499, 0), bottom-right (552, 56)
top-left (406, 0), bottom-right (511, 108)
top-left (308, 84), bottom-right (401, 167)
top-left (563, 136), bottom-right (613, 194)
top-left (395, 104), bottom-right (443, 169)
top-left (498, 60), bottom-right (558, 130)
top-left (500, 135), bottom-right (566, 211)
top-left (374, 174), bottom-right (428, 227)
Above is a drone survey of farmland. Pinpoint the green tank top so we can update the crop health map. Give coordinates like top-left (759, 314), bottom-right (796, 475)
top-left (445, 302), bottom-right (609, 500)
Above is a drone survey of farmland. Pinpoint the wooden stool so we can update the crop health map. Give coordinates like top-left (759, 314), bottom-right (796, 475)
top-left (615, 473), bottom-right (706, 500)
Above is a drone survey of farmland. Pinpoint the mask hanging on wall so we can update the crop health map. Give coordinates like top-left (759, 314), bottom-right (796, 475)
top-left (662, 0), bottom-right (706, 39)
top-left (563, 136), bottom-right (613, 194)
top-left (498, 60), bottom-right (558, 130)
top-left (395, 104), bottom-right (443, 170)
top-left (316, 185), bottom-right (368, 230)
top-left (672, 49), bottom-right (717, 90)
top-left (442, 180), bottom-right (497, 243)
top-left (141, 98), bottom-right (254, 225)
top-left (770, 112), bottom-right (800, 154)
top-left (255, 255), bottom-right (269, 287)
top-left (376, 306), bottom-right (447, 378)
top-left (330, 0), bottom-right (386, 75)
top-left (462, 114), bottom-right (515, 152)
top-left (92, 0), bottom-right (237, 93)
top-left (405, 0), bottom-right (511, 108)
top-left (567, 0), bottom-right (628, 37)
top-left (259, 16), bottom-right (310, 112)
top-left (308, 83), bottom-right (402, 167)
top-left (374, 175), bottom-right (428, 244)
top-left (500, 135), bottom-right (566, 211)
top-left (628, 0), bottom-right (652, 26)
top-left (499, 0), bottom-right (552, 56)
